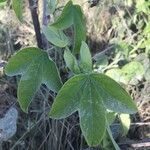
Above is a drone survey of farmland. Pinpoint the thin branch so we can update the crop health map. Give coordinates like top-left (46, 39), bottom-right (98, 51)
top-left (28, 0), bottom-right (43, 49)
top-left (42, 0), bottom-right (50, 50)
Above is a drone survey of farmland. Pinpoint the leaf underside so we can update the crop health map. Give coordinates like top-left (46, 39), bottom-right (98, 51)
top-left (49, 73), bottom-right (137, 146)
top-left (5, 47), bottom-right (62, 112)
top-left (42, 26), bottom-right (69, 48)
top-left (64, 48), bottom-right (80, 74)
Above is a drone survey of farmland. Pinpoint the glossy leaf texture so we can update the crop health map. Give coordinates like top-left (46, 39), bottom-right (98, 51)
top-left (49, 73), bottom-right (137, 146)
top-left (5, 47), bottom-right (62, 112)
top-left (42, 26), bottom-right (70, 48)
top-left (12, 0), bottom-right (23, 22)
top-left (51, 1), bottom-right (86, 54)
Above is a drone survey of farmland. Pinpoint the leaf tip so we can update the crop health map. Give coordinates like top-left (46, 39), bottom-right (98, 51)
top-left (4, 64), bottom-right (13, 76)
top-left (48, 110), bottom-right (60, 119)
top-left (20, 104), bottom-right (28, 113)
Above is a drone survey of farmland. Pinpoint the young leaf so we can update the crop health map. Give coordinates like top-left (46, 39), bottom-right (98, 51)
top-left (12, 0), bottom-right (23, 22)
top-left (49, 73), bottom-right (137, 146)
top-left (64, 48), bottom-right (80, 74)
top-left (51, 1), bottom-right (86, 54)
top-left (5, 47), bottom-right (62, 112)
top-left (119, 114), bottom-right (131, 136)
top-left (80, 41), bottom-right (92, 73)
top-left (51, 1), bottom-right (73, 30)
top-left (42, 26), bottom-right (69, 48)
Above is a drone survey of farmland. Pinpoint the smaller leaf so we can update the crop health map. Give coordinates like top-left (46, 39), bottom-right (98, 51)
top-left (51, 1), bottom-right (86, 54)
top-left (42, 26), bottom-right (69, 48)
top-left (12, 0), bottom-right (23, 22)
top-left (80, 41), bottom-right (92, 73)
top-left (51, 1), bottom-right (73, 30)
top-left (119, 114), bottom-right (131, 136)
top-left (64, 48), bottom-right (80, 74)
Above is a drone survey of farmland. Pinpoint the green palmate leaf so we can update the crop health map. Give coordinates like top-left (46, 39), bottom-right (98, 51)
top-left (12, 0), bottom-right (23, 22)
top-left (64, 48), bottom-right (80, 74)
top-left (80, 41), bottom-right (92, 73)
top-left (42, 26), bottom-right (69, 48)
top-left (51, 1), bottom-right (86, 53)
top-left (49, 73), bottom-right (137, 146)
top-left (119, 114), bottom-right (131, 136)
top-left (5, 47), bottom-right (62, 112)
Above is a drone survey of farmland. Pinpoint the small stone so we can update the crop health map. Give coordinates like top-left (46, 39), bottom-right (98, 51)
top-left (0, 107), bottom-right (18, 141)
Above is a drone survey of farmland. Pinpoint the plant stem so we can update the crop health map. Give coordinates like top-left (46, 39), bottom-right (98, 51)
top-left (28, 0), bottom-right (43, 49)
top-left (42, 0), bottom-right (48, 26)
top-left (42, 0), bottom-right (50, 50)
